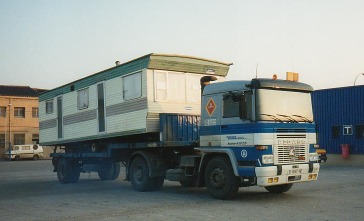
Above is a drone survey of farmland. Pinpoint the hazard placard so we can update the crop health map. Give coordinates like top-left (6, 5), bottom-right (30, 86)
top-left (206, 98), bottom-right (216, 117)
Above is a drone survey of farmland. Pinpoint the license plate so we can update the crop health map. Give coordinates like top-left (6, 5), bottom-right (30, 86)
top-left (288, 175), bottom-right (301, 182)
top-left (289, 168), bottom-right (302, 175)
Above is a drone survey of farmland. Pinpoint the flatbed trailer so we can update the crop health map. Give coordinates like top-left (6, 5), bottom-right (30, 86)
top-left (40, 54), bottom-right (320, 199)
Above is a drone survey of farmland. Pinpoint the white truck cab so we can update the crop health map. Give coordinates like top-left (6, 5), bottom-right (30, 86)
top-left (5, 144), bottom-right (44, 161)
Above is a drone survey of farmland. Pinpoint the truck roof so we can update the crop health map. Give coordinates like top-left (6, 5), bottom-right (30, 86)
top-left (203, 78), bottom-right (314, 95)
top-left (203, 80), bottom-right (251, 95)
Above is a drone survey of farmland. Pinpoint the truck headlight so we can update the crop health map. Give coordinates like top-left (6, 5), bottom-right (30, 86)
top-left (262, 155), bottom-right (274, 164)
top-left (309, 153), bottom-right (319, 162)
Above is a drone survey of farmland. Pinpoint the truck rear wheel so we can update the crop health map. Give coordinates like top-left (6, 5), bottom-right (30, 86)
top-left (265, 184), bottom-right (293, 194)
top-left (204, 156), bottom-right (240, 200)
top-left (130, 156), bottom-right (154, 192)
top-left (98, 161), bottom-right (120, 181)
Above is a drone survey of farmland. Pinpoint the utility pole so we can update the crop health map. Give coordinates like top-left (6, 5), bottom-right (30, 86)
top-left (8, 102), bottom-right (11, 162)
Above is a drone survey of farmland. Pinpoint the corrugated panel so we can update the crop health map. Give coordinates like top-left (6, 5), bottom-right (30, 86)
top-left (160, 114), bottom-right (200, 142)
top-left (312, 85), bottom-right (364, 154)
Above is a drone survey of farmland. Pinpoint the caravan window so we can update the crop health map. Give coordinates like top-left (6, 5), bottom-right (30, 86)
top-left (77, 88), bottom-right (89, 110)
top-left (123, 72), bottom-right (142, 101)
top-left (153, 71), bottom-right (201, 103)
top-left (46, 100), bottom-right (53, 114)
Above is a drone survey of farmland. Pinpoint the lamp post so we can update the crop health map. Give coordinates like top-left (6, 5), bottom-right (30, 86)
top-left (7, 103), bottom-right (11, 162)
top-left (354, 73), bottom-right (364, 86)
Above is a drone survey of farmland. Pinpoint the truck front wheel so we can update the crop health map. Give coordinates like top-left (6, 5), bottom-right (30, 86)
top-left (265, 184), bottom-right (293, 194)
top-left (130, 156), bottom-right (155, 192)
top-left (204, 156), bottom-right (240, 200)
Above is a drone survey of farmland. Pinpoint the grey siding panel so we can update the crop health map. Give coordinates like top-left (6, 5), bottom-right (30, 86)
top-left (106, 97), bottom-right (147, 117)
top-left (40, 119), bottom-right (57, 130)
top-left (63, 109), bottom-right (97, 126)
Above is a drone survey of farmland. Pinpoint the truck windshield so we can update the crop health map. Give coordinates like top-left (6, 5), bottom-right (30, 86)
top-left (255, 89), bottom-right (313, 122)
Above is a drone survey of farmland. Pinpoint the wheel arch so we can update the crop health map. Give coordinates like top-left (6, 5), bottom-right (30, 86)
top-left (126, 151), bottom-right (166, 181)
top-left (196, 148), bottom-right (239, 187)
top-left (198, 148), bottom-right (239, 176)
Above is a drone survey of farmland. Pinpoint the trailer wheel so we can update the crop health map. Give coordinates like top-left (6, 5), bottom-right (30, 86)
top-left (204, 156), bottom-right (239, 200)
top-left (130, 156), bottom-right (154, 192)
top-left (265, 184), bottom-right (293, 194)
top-left (69, 161), bottom-right (81, 183)
top-left (57, 158), bottom-right (80, 184)
top-left (98, 161), bottom-right (120, 181)
top-left (57, 158), bottom-right (71, 184)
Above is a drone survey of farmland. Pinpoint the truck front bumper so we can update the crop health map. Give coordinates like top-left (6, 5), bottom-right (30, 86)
top-left (255, 163), bottom-right (320, 186)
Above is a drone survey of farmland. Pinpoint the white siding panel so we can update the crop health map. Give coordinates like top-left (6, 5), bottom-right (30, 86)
top-left (107, 109), bottom-right (147, 134)
top-left (64, 120), bottom-right (98, 140)
top-left (40, 128), bottom-right (58, 143)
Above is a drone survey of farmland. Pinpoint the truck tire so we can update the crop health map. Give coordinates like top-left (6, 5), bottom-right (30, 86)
top-left (150, 176), bottom-right (164, 191)
top-left (69, 161), bottom-right (81, 183)
top-left (130, 156), bottom-right (154, 192)
top-left (57, 158), bottom-right (71, 184)
top-left (57, 158), bottom-right (80, 184)
top-left (98, 161), bottom-right (120, 181)
top-left (265, 184), bottom-right (293, 194)
top-left (204, 156), bottom-right (240, 200)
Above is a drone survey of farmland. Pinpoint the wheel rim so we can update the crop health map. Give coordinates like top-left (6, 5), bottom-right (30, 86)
top-left (209, 168), bottom-right (226, 189)
top-left (133, 164), bottom-right (144, 184)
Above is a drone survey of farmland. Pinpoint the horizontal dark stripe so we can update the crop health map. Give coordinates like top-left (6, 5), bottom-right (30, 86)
top-left (63, 109), bottom-right (97, 126)
top-left (40, 119), bottom-right (57, 130)
top-left (106, 97), bottom-right (147, 117)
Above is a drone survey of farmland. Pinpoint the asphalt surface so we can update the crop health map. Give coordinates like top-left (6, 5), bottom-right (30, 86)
top-left (0, 160), bottom-right (363, 221)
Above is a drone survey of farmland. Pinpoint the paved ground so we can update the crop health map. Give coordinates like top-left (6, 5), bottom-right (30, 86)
top-left (0, 160), bottom-right (363, 221)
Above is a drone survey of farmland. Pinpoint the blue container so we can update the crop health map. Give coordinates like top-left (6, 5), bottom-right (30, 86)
top-left (312, 85), bottom-right (364, 154)
top-left (159, 114), bottom-right (200, 143)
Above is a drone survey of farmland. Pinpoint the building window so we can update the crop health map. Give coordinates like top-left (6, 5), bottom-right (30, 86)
top-left (343, 125), bottom-right (353, 136)
top-left (14, 107), bottom-right (25, 118)
top-left (123, 72), bottom-right (142, 101)
top-left (0, 106), bottom-right (6, 117)
top-left (77, 88), bottom-right (89, 110)
top-left (332, 126), bottom-right (340, 139)
top-left (46, 100), bottom-right (53, 114)
top-left (13, 134), bottom-right (25, 145)
top-left (0, 134), bottom-right (5, 149)
top-left (32, 107), bottom-right (39, 118)
top-left (356, 125), bottom-right (364, 139)
top-left (32, 134), bottom-right (39, 144)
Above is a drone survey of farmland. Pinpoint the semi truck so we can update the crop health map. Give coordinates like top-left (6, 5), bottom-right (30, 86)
top-left (39, 53), bottom-right (320, 199)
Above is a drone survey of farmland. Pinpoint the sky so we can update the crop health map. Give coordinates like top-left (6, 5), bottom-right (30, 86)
top-left (1, 0), bottom-right (363, 90)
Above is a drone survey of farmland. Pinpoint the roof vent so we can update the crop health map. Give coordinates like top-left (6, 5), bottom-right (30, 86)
top-left (115, 61), bottom-right (120, 66)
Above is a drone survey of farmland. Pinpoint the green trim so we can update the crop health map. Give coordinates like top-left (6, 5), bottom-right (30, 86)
top-left (40, 129), bottom-right (146, 146)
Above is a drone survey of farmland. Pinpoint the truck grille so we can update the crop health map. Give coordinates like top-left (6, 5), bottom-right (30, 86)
top-left (274, 131), bottom-right (308, 165)
top-left (274, 144), bottom-right (308, 165)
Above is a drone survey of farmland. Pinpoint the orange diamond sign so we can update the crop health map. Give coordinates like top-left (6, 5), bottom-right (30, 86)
top-left (206, 98), bottom-right (216, 117)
